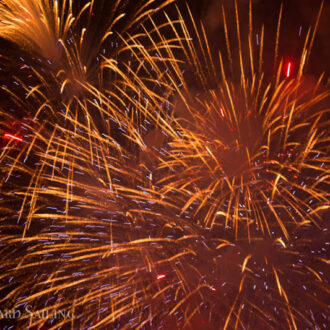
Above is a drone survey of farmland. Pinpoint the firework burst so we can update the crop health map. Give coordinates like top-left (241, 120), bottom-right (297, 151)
top-left (0, 0), bottom-right (329, 329)
top-left (133, 0), bottom-right (330, 240)
top-left (0, 0), bottom-right (175, 125)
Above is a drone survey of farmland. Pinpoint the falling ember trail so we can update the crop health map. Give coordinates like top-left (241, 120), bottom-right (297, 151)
top-left (157, 274), bottom-right (166, 280)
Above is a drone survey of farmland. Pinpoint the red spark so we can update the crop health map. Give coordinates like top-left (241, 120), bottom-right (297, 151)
top-left (157, 274), bottom-right (166, 280)
top-left (3, 133), bottom-right (23, 142)
top-left (286, 62), bottom-right (292, 78)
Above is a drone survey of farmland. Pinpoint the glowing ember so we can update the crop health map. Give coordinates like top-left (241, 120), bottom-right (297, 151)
top-left (286, 62), bottom-right (292, 77)
top-left (3, 133), bottom-right (23, 142)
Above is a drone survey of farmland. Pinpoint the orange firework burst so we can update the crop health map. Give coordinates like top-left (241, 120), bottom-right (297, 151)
top-left (133, 0), bottom-right (329, 240)
top-left (0, 0), bottom-right (329, 329)
top-left (0, 0), bottom-right (174, 124)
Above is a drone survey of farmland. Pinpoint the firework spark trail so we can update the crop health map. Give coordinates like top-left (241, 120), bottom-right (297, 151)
top-left (0, 0), bottom-right (74, 63)
top-left (0, 0), bottom-right (329, 329)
